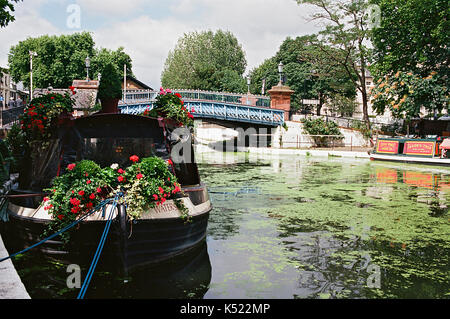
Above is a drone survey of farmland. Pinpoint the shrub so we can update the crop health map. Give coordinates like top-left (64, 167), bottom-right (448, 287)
top-left (301, 118), bottom-right (343, 147)
top-left (141, 88), bottom-right (194, 127)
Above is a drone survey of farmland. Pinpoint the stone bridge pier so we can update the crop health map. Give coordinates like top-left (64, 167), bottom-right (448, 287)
top-left (194, 118), bottom-right (277, 152)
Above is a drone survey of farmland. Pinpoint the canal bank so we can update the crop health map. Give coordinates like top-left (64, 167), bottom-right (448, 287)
top-left (0, 234), bottom-right (30, 299)
top-left (245, 147), bottom-right (371, 159)
top-left (0, 174), bottom-right (30, 299)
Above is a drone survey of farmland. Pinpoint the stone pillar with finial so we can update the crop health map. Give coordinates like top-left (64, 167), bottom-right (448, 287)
top-left (267, 62), bottom-right (294, 121)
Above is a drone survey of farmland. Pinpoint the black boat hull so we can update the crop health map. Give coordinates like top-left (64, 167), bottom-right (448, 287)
top-left (1, 186), bottom-right (211, 274)
top-left (1, 208), bottom-right (210, 274)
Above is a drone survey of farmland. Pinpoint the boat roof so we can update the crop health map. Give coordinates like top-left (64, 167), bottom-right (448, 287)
top-left (19, 113), bottom-right (200, 191)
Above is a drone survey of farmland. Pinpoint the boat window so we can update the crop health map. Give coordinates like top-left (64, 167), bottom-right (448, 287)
top-left (399, 141), bottom-right (405, 154)
top-left (80, 137), bottom-right (166, 169)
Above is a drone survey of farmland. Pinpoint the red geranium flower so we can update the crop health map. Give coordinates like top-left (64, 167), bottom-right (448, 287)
top-left (70, 198), bottom-right (81, 206)
top-left (86, 180), bottom-right (91, 185)
top-left (118, 168), bottom-right (124, 174)
top-left (67, 163), bottom-right (76, 171)
top-left (136, 173), bottom-right (143, 180)
top-left (130, 155), bottom-right (140, 163)
top-left (152, 194), bottom-right (158, 201)
top-left (96, 187), bottom-right (102, 193)
top-left (118, 176), bottom-right (124, 183)
top-left (57, 214), bottom-right (64, 220)
top-left (78, 190), bottom-right (85, 196)
top-left (89, 193), bottom-right (95, 200)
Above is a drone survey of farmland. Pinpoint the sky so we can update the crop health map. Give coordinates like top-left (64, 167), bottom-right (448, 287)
top-left (0, 0), bottom-right (321, 88)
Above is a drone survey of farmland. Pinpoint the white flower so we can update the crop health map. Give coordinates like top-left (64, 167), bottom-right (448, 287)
top-left (110, 163), bottom-right (119, 170)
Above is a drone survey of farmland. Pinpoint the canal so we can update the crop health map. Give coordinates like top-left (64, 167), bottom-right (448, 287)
top-left (7, 153), bottom-right (450, 299)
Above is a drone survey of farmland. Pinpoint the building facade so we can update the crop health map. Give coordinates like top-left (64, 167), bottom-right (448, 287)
top-left (1, 69), bottom-right (27, 109)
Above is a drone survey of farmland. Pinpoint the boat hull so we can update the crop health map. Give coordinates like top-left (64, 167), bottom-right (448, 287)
top-left (370, 153), bottom-right (450, 167)
top-left (0, 186), bottom-right (212, 274)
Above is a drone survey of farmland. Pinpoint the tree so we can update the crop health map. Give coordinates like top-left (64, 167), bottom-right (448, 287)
top-left (97, 62), bottom-right (122, 101)
top-left (328, 93), bottom-right (358, 117)
top-left (370, 0), bottom-right (449, 83)
top-left (249, 35), bottom-right (356, 114)
top-left (370, 0), bottom-right (449, 119)
top-left (92, 47), bottom-right (133, 101)
top-left (0, 0), bottom-right (21, 28)
top-left (296, 0), bottom-right (374, 129)
top-left (8, 32), bottom-right (133, 90)
top-left (371, 70), bottom-right (448, 119)
top-left (161, 30), bottom-right (247, 92)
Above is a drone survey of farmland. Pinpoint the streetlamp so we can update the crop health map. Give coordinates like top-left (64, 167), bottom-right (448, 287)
top-left (29, 51), bottom-right (37, 100)
top-left (246, 75), bottom-right (251, 105)
top-left (85, 56), bottom-right (91, 81)
top-left (278, 61), bottom-right (284, 85)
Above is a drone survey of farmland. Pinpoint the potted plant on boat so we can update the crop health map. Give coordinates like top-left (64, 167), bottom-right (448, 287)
top-left (97, 62), bottom-right (122, 114)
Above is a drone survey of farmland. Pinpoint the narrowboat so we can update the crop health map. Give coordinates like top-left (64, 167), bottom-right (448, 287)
top-left (0, 112), bottom-right (212, 273)
top-left (370, 137), bottom-right (450, 167)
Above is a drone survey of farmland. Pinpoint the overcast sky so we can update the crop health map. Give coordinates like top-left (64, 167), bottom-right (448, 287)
top-left (0, 0), bottom-right (321, 88)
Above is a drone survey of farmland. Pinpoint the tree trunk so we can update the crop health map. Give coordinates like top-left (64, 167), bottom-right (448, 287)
top-left (361, 89), bottom-right (371, 131)
top-left (316, 92), bottom-right (323, 116)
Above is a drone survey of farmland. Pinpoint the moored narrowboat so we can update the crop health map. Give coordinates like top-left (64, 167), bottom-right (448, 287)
top-left (1, 108), bottom-right (212, 273)
top-left (370, 137), bottom-right (450, 167)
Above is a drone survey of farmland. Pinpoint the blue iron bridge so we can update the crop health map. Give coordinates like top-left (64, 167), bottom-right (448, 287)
top-left (118, 89), bottom-right (285, 127)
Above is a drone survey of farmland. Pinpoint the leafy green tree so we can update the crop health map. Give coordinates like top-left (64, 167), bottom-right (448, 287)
top-left (0, 0), bottom-right (21, 28)
top-left (371, 70), bottom-right (448, 119)
top-left (370, 0), bottom-right (448, 84)
top-left (296, 0), bottom-right (374, 129)
top-left (161, 30), bottom-right (247, 92)
top-left (328, 93), bottom-right (358, 117)
top-left (250, 35), bottom-right (356, 114)
top-left (8, 32), bottom-right (133, 90)
top-left (370, 0), bottom-right (449, 118)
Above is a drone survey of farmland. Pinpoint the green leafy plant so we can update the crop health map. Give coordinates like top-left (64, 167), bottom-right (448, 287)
top-left (5, 123), bottom-right (26, 173)
top-left (19, 92), bottom-right (74, 142)
top-left (350, 120), bottom-right (373, 140)
top-left (371, 70), bottom-right (448, 120)
top-left (122, 156), bottom-right (182, 220)
top-left (141, 88), bottom-right (194, 127)
top-left (301, 117), bottom-right (343, 147)
top-left (0, 139), bottom-right (13, 183)
top-left (42, 155), bottom-right (186, 241)
top-left (97, 62), bottom-right (122, 101)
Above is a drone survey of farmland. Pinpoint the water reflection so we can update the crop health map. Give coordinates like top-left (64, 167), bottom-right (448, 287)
top-left (11, 241), bottom-right (212, 299)
top-left (199, 154), bottom-right (450, 299)
top-left (9, 153), bottom-right (450, 299)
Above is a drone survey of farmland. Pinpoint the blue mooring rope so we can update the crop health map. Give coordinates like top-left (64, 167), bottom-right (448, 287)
top-left (0, 198), bottom-right (114, 264)
top-left (77, 193), bottom-right (121, 299)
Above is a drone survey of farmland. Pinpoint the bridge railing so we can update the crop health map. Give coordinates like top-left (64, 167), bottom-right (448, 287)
top-left (0, 106), bottom-right (25, 128)
top-left (120, 89), bottom-right (271, 108)
top-left (119, 100), bottom-right (284, 127)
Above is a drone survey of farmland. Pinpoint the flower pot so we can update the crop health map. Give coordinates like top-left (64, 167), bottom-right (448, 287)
top-left (100, 98), bottom-right (120, 114)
